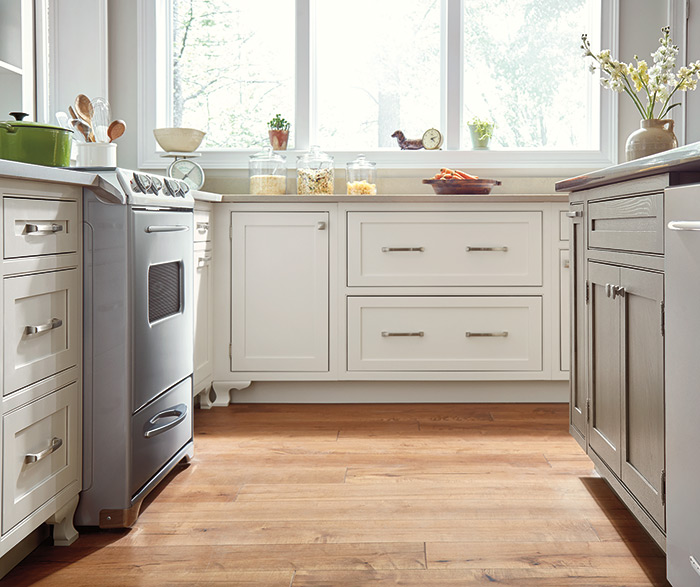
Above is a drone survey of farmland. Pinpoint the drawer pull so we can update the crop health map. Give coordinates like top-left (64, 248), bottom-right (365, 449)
top-left (381, 331), bottom-right (424, 337)
top-left (144, 403), bottom-right (188, 438)
top-left (566, 210), bottom-right (583, 218)
top-left (465, 246), bottom-right (508, 252)
top-left (196, 222), bottom-right (210, 231)
top-left (668, 220), bottom-right (700, 231)
top-left (197, 255), bottom-right (212, 268)
top-left (25, 222), bottom-right (64, 234)
top-left (25, 317), bottom-right (63, 336)
top-left (145, 225), bottom-right (189, 233)
top-left (317, 221), bottom-right (327, 231)
top-left (381, 247), bottom-right (424, 252)
top-left (465, 331), bottom-right (508, 337)
top-left (25, 437), bottom-right (63, 464)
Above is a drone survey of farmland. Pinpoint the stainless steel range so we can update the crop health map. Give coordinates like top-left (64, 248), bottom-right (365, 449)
top-left (76, 168), bottom-right (195, 528)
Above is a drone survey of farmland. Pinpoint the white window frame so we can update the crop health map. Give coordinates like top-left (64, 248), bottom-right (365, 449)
top-left (137, 0), bottom-right (618, 172)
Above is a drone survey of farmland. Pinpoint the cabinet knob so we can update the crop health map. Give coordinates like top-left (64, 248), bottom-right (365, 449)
top-left (317, 221), bottom-right (327, 230)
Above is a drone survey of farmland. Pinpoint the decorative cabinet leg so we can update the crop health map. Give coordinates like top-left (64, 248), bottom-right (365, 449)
top-left (211, 381), bottom-right (251, 406)
top-left (47, 495), bottom-right (79, 546)
top-left (197, 385), bottom-right (214, 410)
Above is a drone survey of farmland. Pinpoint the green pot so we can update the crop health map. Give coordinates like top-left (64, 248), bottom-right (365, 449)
top-left (0, 112), bottom-right (73, 167)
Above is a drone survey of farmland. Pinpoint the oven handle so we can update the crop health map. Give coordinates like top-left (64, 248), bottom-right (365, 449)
top-left (143, 403), bottom-right (188, 438)
top-left (145, 225), bottom-right (190, 233)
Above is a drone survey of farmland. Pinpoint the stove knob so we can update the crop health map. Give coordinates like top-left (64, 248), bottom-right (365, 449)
top-left (150, 176), bottom-right (163, 195)
top-left (134, 173), bottom-right (152, 193)
top-left (180, 182), bottom-right (190, 195)
top-left (164, 178), bottom-right (178, 197)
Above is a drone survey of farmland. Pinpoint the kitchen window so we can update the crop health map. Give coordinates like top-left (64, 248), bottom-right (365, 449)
top-left (138, 0), bottom-right (616, 169)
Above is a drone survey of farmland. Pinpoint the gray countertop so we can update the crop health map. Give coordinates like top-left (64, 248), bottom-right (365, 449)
top-left (555, 141), bottom-right (700, 193)
top-left (221, 193), bottom-right (567, 203)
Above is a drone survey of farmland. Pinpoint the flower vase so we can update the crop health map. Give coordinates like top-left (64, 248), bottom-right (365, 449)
top-left (625, 119), bottom-right (678, 161)
top-left (268, 130), bottom-right (289, 151)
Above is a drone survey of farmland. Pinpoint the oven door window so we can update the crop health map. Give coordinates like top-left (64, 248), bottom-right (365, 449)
top-left (148, 261), bottom-right (182, 323)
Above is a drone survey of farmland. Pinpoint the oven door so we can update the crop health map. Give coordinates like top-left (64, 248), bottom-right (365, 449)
top-left (131, 209), bottom-right (193, 413)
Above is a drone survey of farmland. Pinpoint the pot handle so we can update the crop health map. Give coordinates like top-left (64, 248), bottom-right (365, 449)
top-left (9, 112), bottom-right (28, 121)
top-left (662, 119), bottom-right (675, 132)
top-left (0, 122), bottom-right (17, 134)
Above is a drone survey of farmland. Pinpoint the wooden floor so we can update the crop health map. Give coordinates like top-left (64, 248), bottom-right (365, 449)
top-left (5, 403), bottom-right (669, 586)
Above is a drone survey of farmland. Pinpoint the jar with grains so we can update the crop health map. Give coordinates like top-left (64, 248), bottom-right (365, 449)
top-left (249, 146), bottom-right (287, 195)
top-left (297, 145), bottom-right (334, 195)
top-left (346, 154), bottom-right (377, 195)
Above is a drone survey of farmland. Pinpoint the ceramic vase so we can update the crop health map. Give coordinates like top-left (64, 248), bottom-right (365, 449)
top-left (625, 119), bottom-right (678, 161)
top-left (268, 129), bottom-right (289, 151)
top-left (468, 125), bottom-right (492, 150)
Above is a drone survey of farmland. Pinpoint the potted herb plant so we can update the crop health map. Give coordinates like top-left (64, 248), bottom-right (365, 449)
top-left (267, 114), bottom-right (290, 151)
top-left (468, 117), bottom-right (494, 150)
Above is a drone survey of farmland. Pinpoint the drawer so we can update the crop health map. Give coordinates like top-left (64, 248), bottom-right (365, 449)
top-left (347, 296), bottom-right (542, 371)
top-left (194, 208), bottom-right (211, 242)
top-left (3, 269), bottom-right (80, 395)
top-left (347, 211), bottom-right (542, 286)
top-left (3, 197), bottom-right (79, 259)
top-left (3, 381), bottom-right (80, 534)
top-left (588, 193), bottom-right (663, 254)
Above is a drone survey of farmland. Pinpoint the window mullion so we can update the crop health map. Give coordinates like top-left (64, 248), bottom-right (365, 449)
top-left (445, 0), bottom-right (463, 150)
top-left (296, 0), bottom-right (312, 151)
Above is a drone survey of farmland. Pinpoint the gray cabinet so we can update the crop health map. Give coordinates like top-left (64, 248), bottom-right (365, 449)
top-left (568, 205), bottom-right (586, 448)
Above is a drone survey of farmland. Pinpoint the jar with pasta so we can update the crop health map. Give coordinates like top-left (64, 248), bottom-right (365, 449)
top-left (249, 146), bottom-right (287, 195)
top-left (346, 154), bottom-right (377, 195)
top-left (296, 145), bottom-right (334, 195)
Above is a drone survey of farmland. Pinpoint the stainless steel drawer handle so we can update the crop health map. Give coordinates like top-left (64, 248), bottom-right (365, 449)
top-left (25, 222), bottom-right (64, 234)
top-left (381, 247), bottom-right (424, 252)
top-left (465, 331), bottom-right (508, 337)
top-left (25, 437), bottom-right (63, 464)
top-left (25, 317), bottom-right (63, 336)
top-left (196, 222), bottom-right (209, 231)
top-left (145, 225), bottom-right (189, 233)
top-left (381, 331), bottom-right (424, 337)
top-left (197, 256), bottom-right (212, 268)
top-left (668, 220), bottom-right (700, 231)
top-left (465, 246), bottom-right (508, 252)
top-left (144, 403), bottom-right (188, 438)
top-left (566, 210), bottom-right (583, 218)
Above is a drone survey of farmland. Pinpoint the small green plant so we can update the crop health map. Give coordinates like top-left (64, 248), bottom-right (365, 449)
top-left (468, 116), bottom-right (494, 140)
top-left (267, 114), bottom-right (290, 131)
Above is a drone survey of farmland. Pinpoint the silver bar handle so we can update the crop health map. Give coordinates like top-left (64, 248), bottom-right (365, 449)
top-left (25, 222), bottom-right (64, 234)
top-left (465, 246), bottom-right (508, 252)
top-left (381, 247), bottom-right (424, 252)
top-left (381, 331), bottom-right (424, 337)
top-left (197, 255), bottom-right (212, 268)
top-left (465, 331), bottom-right (508, 337)
top-left (25, 317), bottom-right (63, 336)
top-left (566, 210), bottom-right (583, 218)
top-left (144, 403), bottom-right (188, 438)
top-left (668, 220), bottom-right (700, 231)
top-left (196, 222), bottom-right (210, 231)
top-left (25, 437), bottom-right (63, 464)
top-left (145, 225), bottom-right (189, 233)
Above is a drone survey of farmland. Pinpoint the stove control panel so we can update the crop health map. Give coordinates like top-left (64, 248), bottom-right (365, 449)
top-left (115, 169), bottom-right (195, 208)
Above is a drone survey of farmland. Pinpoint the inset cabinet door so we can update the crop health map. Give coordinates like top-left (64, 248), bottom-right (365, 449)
top-left (193, 243), bottom-right (213, 391)
top-left (230, 212), bottom-right (329, 372)
top-left (569, 207), bottom-right (586, 447)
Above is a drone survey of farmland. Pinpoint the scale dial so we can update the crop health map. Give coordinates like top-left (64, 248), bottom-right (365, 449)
top-left (167, 158), bottom-right (205, 190)
top-left (421, 128), bottom-right (443, 150)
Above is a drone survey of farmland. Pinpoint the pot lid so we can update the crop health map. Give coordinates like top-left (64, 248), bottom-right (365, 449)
top-left (2, 112), bottom-right (72, 132)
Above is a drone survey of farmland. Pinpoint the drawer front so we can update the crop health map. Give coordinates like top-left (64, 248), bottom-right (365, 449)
top-left (131, 377), bottom-right (192, 496)
top-left (347, 211), bottom-right (542, 286)
top-left (3, 197), bottom-right (79, 259)
top-left (347, 296), bottom-right (542, 371)
top-left (194, 209), bottom-right (211, 242)
top-left (3, 269), bottom-right (80, 394)
top-left (588, 193), bottom-right (663, 254)
top-left (3, 382), bottom-right (80, 534)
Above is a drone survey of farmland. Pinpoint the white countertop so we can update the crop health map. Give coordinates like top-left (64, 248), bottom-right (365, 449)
top-left (221, 193), bottom-right (567, 203)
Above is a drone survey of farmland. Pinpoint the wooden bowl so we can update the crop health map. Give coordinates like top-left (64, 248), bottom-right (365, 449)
top-left (422, 178), bottom-right (501, 195)
top-left (153, 127), bottom-right (205, 152)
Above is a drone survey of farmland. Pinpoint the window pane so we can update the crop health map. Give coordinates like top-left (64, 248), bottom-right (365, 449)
top-left (463, 0), bottom-right (598, 149)
top-left (315, 0), bottom-right (441, 150)
top-left (171, 0), bottom-right (294, 150)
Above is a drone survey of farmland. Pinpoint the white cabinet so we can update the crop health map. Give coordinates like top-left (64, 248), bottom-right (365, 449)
top-left (193, 203), bottom-right (213, 399)
top-left (230, 211), bottom-right (329, 372)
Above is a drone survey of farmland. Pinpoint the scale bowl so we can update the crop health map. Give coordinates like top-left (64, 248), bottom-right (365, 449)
top-left (153, 127), bottom-right (206, 153)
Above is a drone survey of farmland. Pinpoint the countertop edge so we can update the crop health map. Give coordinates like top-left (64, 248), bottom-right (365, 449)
top-left (220, 193), bottom-right (567, 203)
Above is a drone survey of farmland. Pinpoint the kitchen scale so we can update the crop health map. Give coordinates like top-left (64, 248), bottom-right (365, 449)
top-left (161, 151), bottom-right (205, 190)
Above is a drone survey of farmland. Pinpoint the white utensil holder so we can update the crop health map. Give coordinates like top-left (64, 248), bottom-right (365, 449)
top-left (75, 142), bottom-right (117, 167)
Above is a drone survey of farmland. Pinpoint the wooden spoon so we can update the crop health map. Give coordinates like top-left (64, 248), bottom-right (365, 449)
top-left (74, 94), bottom-right (93, 125)
top-left (107, 119), bottom-right (126, 142)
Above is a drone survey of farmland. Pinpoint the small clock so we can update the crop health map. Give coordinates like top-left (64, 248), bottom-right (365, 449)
top-left (167, 158), bottom-right (205, 190)
top-left (422, 128), bottom-right (443, 150)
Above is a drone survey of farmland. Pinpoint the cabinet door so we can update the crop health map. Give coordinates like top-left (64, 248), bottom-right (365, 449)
top-left (569, 208), bottom-right (586, 447)
top-left (193, 243), bottom-right (213, 391)
top-left (587, 261), bottom-right (622, 475)
top-left (620, 267), bottom-right (665, 528)
top-left (230, 212), bottom-right (329, 372)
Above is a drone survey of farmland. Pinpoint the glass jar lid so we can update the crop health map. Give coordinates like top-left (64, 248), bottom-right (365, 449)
top-left (249, 145), bottom-right (286, 166)
top-left (346, 154), bottom-right (376, 170)
top-left (297, 145), bottom-right (333, 167)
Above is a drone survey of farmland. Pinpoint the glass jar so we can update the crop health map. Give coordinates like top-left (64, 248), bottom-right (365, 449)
top-left (346, 154), bottom-right (377, 195)
top-left (249, 146), bottom-right (287, 195)
top-left (296, 145), bottom-right (334, 195)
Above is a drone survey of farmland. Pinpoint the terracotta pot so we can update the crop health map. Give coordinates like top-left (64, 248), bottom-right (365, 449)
top-left (268, 129), bottom-right (289, 151)
top-left (625, 119), bottom-right (678, 161)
